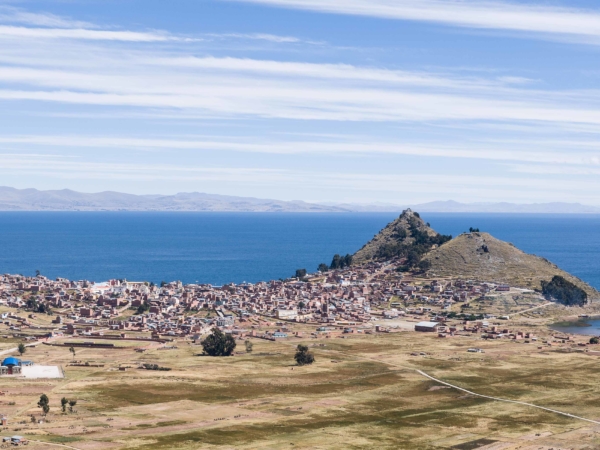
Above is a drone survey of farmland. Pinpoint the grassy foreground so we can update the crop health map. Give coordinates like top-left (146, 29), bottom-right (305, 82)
top-left (2, 328), bottom-right (600, 449)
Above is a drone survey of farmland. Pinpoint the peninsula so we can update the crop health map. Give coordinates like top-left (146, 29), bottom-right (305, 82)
top-left (0, 210), bottom-right (599, 449)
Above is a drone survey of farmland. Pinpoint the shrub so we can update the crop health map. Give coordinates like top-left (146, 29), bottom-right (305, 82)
top-left (142, 363), bottom-right (171, 371)
top-left (294, 344), bottom-right (315, 366)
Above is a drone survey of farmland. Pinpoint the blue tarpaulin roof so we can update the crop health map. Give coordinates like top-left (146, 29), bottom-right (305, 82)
top-left (1, 357), bottom-right (20, 367)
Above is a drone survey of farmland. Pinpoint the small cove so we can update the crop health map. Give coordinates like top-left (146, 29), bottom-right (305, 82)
top-left (550, 319), bottom-right (600, 336)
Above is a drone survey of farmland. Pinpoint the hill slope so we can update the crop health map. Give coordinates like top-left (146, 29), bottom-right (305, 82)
top-left (353, 209), bottom-right (451, 264)
top-left (422, 232), bottom-right (599, 299)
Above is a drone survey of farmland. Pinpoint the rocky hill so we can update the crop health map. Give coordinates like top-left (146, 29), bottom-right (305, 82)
top-left (421, 231), bottom-right (599, 299)
top-left (352, 209), bottom-right (451, 264)
top-left (351, 210), bottom-right (598, 301)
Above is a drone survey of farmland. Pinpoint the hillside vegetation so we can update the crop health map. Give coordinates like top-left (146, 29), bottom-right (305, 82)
top-left (541, 275), bottom-right (588, 307)
top-left (353, 209), bottom-right (451, 265)
top-left (422, 232), bottom-right (599, 300)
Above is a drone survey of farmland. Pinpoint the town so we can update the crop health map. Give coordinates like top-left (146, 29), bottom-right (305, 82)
top-left (0, 260), bottom-right (544, 341)
top-left (0, 260), bottom-right (599, 449)
top-left (0, 257), bottom-right (589, 351)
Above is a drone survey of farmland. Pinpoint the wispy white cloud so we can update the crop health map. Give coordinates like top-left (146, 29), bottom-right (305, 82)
top-left (2, 53), bottom-right (600, 127)
top-left (511, 164), bottom-right (600, 175)
top-left (0, 5), bottom-right (97, 29)
top-left (0, 135), bottom-right (599, 168)
top-left (205, 32), bottom-right (301, 43)
top-left (0, 25), bottom-right (196, 42)
top-left (230, 0), bottom-right (600, 44)
top-left (0, 4), bottom-right (598, 203)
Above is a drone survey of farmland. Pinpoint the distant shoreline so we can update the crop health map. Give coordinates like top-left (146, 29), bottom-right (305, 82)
top-left (0, 210), bottom-right (600, 215)
top-left (1, 186), bottom-right (600, 214)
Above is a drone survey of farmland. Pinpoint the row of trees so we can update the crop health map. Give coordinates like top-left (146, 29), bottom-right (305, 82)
top-left (61, 397), bottom-right (78, 413)
top-left (297, 253), bottom-right (354, 278)
top-left (37, 395), bottom-right (77, 416)
top-left (329, 254), bottom-right (353, 270)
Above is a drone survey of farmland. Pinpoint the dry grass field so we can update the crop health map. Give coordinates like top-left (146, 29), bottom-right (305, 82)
top-left (2, 324), bottom-right (600, 450)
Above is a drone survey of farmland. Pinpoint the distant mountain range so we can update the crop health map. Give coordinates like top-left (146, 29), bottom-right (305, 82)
top-left (0, 187), bottom-right (347, 212)
top-left (0, 187), bottom-right (599, 213)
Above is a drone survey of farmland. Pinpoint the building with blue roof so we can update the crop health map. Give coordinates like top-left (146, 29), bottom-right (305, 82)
top-left (1, 357), bottom-right (23, 375)
top-left (1, 357), bottom-right (19, 367)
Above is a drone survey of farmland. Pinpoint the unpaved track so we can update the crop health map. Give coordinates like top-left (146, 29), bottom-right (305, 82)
top-left (291, 341), bottom-right (600, 427)
top-left (28, 439), bottom-right (82, 450)
top-left (512, 302), bottom-right (554, 316)
top-left (416, 369), bottom-right (600, 425)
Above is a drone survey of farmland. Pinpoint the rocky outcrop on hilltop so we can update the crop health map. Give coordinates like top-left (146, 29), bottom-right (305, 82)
top-left (352, 209), bottom-right (452, 265)
top-left (421, 231), bottom-right (599, 300)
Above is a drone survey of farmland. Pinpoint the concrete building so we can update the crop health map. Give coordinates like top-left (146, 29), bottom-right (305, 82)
top-left (276, 309), bottom-right (298, 320)
top-left (415, 321), bottom-right (440, 332)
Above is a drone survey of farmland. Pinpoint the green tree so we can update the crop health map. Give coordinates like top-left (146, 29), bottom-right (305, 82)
top-left (68, 399), bottom-right (77, 413)
top-left (201, 328), bottom-right (236, 356)
top-left (61, 397), bottom-right (68, 413)
top-left (298, 301), bottom-right (306, 309)
top-left (245, 340), bottom-right (253, 353)
top-left (417, 259), bottom-right (431, 272)
top-left (330, 254), bottom-right (353, 270)
top-left (590, 337), bottom-right (599, 344)
top-left (18, 343), bottom-right (26, 356)
top-left (469, 227), bottom-right (480, 233)
top-left (317, 263), bottom-right (329, 273)
top-left (26, 297), bottom-right (38, 310)
top-left (136, 302), bottom-right (150, 315)
top-left (295, 268), bottom-right (307, 279)
top-left (38, 394), bottom-right (50, 416)
top-left (35, 269), bottom-right (40, 277)
top-left (69, 346), bottom-right (76, 361)
top-left (294, 344), bottom-right (315, 366)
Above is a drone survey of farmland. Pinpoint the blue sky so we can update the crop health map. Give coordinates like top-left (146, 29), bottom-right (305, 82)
top-left (2, 0), bottom-right (600, 205)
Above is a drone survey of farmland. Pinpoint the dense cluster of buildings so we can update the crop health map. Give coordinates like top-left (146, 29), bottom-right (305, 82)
top-left (0, 261), bottom-right (526, 341)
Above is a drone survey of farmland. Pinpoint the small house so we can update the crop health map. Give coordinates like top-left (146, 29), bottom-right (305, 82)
top-left (415, 321), bottom-right (440, 332)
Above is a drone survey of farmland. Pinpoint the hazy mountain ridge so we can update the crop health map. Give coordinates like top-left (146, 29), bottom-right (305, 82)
top-left (0, 187), bottom-right (348, 212)
top-left (0, 187), bottom-right (599, 213)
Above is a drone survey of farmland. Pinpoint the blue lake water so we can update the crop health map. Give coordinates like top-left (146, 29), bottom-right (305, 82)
top-left (550, 319), bottom-right (600, 336)
top-left (0, 212), bottom-right (598, 288)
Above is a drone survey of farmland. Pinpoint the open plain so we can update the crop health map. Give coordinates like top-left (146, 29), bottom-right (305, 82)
top-left (3, 319), bottom-right (600, 450)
